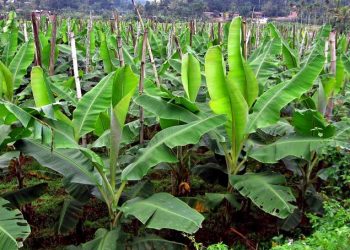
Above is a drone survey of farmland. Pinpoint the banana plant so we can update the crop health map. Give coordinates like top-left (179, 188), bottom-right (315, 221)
top-left (0, 41), bottom-right (35, 101)
top-left (9, 65), bottom-right (226, 247)
top-left (133, 50), bottom-right (209, 194)
top-left (248, 110), bottom-right (350, 223)
top-left (205, 17), bottom-right (258, 176)
top-left (204, 17), bottom-right (327, 219)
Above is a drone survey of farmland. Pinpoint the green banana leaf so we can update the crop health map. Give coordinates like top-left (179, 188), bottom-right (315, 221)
top-left (31, 66), bottom-right (55, 107)
top-left (181, 53), bottom-right (201, 102)
top-left (249, 37), bottom-right (281, 88)
top-left (292, 109), bottom-right (335, 138)
top-left (121, 115), bottom-right (226, 180)
top-left (57, 198), bottom-right (85, 235)
top-left (121, 193), bottom-right (204, 234)
top-left (227, 17), bottom-right (258, 107)
top-left (0, 197), bottom-right (31, 250)
top-left (2, 28), bottom-right (18, 66)
top-left (99, 32), bottom-right (114, 73)
top-left (49, 77), bottom-right (78, 105)
top-left (205, 46), bottom-right (248, 159)
top-left (15, 139), bottom-right (102, 186)
top-left (335, 56), bottom-right (345, 93)
top-left (342, 55), bottom-right (350, 74)
top-left (134, 95), bottom-right (198, 123)
top-left (250, 136), bottom-right (329, 163)
top-left (0, 101), bottom-right (78, 148)
top-left (77, 228), bottom-right (121, 250)
top-left (1, 183), bottom-right (48, 208)
top-left (230, 172), bottom-right (296, 219)
top-left (112, 66), bottom-right (138, 127)
top-left (72, 72), bottom-right (115, 139)
top-left (0, 61), bottom-right (14, 101)
top-left (269, 24), bottom-right (298, 69)
top-left (247, 53), bottom-right (325, 133)
top-left (9, 41), bottom-right (35, 89)
top-left (128, 235), bottom-right (185, 250)
top-left (110, 66), bottom-right (139, 186)
top-left (30, 67), bottom-right (72, 126)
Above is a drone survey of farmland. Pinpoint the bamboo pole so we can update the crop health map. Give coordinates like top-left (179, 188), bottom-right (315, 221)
top-left (139, 29), bottom-right (148, 145)
top-left (49, 14), bottom-right (57, 76)
top-left (70, 32), bottom-right (83, 100)
top-left (134, 21), bottom-right (141, 57)
top-left (71, 31), bottom-right (87, 146)
top-left (131, 0), bottom-right (160, 87)
top-left (167, 25), bottom-right (174, 59)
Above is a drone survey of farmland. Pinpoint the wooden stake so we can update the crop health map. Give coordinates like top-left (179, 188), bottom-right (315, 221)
top-left (292, 23), bottom-right (296, 49)
top-left (174, 35), bottom-right (183, 59)
top-left (242, 20), bottom-right (248, 60)
top-left (129, 23), bottom-right (136, 49)
top-left (110, 19), bottom-right (115, 33)
top-left (193, 19), bottom-right (197, 35)
top-left (189, 20), bottom-right (193, 47)
top-left (167, 25), bottom-right (174, 59)
top-left (23, 21), bottom-right (28, 42)
top-left (255, 22), bottom-right (260, 49)
top-left (329, 31), bottom-right (336, 74)
top-left (218, 22), bottom-right (222, 44)
top-left (117, 35), bottom-right (125, 67)
top-left (49, 14), bottom-right (57, 76)
top-left (113, 11), bottom-right (120, 35)
top-left (326, 31), bottom-right (337, 120)
top-left (131, 0), bottom-right (160, 87)
top-left (85, 15), bottom-right (92, 74)
top-left (31, 12), bottom-right (42, 67)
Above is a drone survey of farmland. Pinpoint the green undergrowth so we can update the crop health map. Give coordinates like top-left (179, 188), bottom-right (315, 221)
top-left (272, 199), bottom-right (350, 250)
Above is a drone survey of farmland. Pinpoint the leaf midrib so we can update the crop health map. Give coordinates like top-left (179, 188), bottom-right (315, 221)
top-left (0, 223), bottom-right (18, 248)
